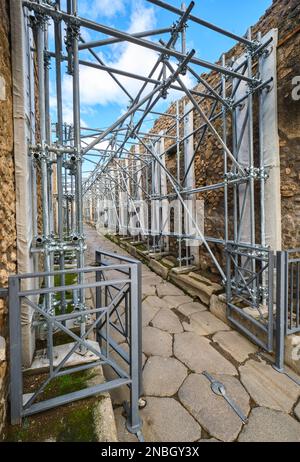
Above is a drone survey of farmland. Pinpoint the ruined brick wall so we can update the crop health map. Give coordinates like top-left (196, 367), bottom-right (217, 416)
top-left (0, 0), bottom-right (17, 438)
top-left (144, 0), bottom-right (300, 274)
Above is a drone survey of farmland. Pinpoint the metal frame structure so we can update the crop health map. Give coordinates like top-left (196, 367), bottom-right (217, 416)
top-left (76, 1), bottom-right (278, 343)
top-left (9, 251), bottom-right (142, 434)
top-left (8, 0), bottom-right (294, 427)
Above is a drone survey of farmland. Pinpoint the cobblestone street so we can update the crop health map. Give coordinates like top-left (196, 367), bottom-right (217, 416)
top-left (85, 225), bottom-right (300, 443)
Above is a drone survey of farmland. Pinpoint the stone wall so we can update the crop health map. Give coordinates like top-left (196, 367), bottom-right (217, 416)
top-left (0, 0), bottom-right (16, 438)
top-left (143, 0), bottom-right (300, 275)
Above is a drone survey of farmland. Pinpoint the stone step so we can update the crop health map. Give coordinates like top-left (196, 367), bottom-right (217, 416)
top-left (25, 341), bottom-right (101, 375)
top-left (169, 272), bottom-right (222, 305)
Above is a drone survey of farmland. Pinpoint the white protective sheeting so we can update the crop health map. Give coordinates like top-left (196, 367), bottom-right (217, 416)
top-left (10, 1), bottom-right (36, 366)
top-left (184, 101), bottom-right (200, 264)
top-left (259, 29), bottom-right (282, 251)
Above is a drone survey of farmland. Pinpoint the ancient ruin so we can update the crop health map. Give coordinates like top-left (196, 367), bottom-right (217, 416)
top-left (0, 0), bottom-right (300, 443)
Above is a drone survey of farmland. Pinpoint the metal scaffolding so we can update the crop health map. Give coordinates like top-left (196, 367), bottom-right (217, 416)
top-left (10, 0), bottom-right (294, 430)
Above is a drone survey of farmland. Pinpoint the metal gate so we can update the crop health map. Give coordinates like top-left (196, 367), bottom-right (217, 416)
top-left (8, 251), bottom-right (142, 435)
top-left (275, 250), bottom-right (300, 371)
top-left (226, 243), bottom-right (275, 352)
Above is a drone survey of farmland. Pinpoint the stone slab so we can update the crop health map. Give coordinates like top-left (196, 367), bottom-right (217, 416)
top-left (171, 266), bottom-right (197, 275)
top-left (156, 282), bottom-right (185, 297)
top-left (149, 259), bottom-right (169, 280)
top-left (189, 311), bottom-right (231, 336)
top-left (178, 373), bottom-right (250, 442)
top-left (142, 274), bottom-right (163, 286)
top-left (143, 296), bottom-right (171, 311)
top-left (27, 341), bottom-right (101, 374)
top-left (142, 285), bottom-right (157, 297)
top-left (238, 407), bottom-right (300, 442)
top-left (141, 397), bottom-right (202, 442)
top-left (239, 359), bottom-right (300, 413)
top-left (161, 257), bottom-right (177, 269)
top-left (183, 319), bottom-right (212, 337)
top-left (143, 327), bottom-right (173, 358)
top-left (152, 309), bottom-right (183, 334)
top-left (143, 356), bottom-right (188, 397)
top-left (174, 332), bottom-right (237, 375)
top-left (142, 299), bottom-right (160, 327)
top-left (169, 273), bottom-right (202, 301)
top-left (189, 272), bottom-right (222, 292)
top-left (210, 294), bottom-right (229, 325)
top-left (169, 272), bottom-right (222, 306)
top-left (213, 331), bottom-right (257, 363)
top-left (163, 295), bottom-right (193, 309)
top-left (177, 302), bottom-right (207, 317)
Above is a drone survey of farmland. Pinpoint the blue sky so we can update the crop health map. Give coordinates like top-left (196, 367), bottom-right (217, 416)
top-left (48, 0), bottom-right (272, 175)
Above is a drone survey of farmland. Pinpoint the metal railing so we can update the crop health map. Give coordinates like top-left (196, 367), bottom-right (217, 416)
top-left (9, 251), bottom-right (142, 435)
top-left (275, 250), bottom-right (300, 371)
top-left (226, 243), bottom-right (275, 352)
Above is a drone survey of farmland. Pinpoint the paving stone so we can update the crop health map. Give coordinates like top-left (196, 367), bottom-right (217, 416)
top-left (213, 331), bottom-right (257, 363)
top-left (177, 302), bottom-right (207, 317)
top-left (156, 282), bottom-right (185, 297)
top-left (174, 332), bottom-right (237, 375)
top-left (238, 407), bottom-right (300, 442)
top-left (143, 356), bottom-right (188, 397)
top-left (178, 374), bottom-right (250, 442)
top-left (141, 397), bottom-right (202, 442)
top-left (143, 296), bottom-right (171, 311)
top-left (152, 309), bottom-right (183, 334)
top-left (115, 407), bottom-right (138, 443)
top-left (183, 319), bottom-right (211, 337)
top-left (239, 359), bottom-right (300, 413)
top-left (163, 295), bottom-right (193, 309)
top-left (105, 343), bottom-right (146, 406)
top-left (170, 274), bottom-right (220, 305)
top-left (142, 299), bottom-right (160, 327)
top-left (143, 274), bottom-right (163, 286)
top-left (188, 311), bottom-right (231, 336)
top-left (294, 401), bottom-right (300, 421)
top-left (142, 285), bottom-right (157, 297)
top-left (143, 327), bottom-right (173, 358)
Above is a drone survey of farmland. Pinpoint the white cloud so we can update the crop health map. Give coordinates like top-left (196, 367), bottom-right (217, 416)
top-left (97, 0), bottom-right (125, 17)
top-left (81, 0), bottom-right (126, 18)
top-left (61, 1), bottom-right (194, 113)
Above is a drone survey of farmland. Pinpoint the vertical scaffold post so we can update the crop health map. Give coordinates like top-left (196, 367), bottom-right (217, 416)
top-left (127, 263), bottom-right (142, 435)
top-left (275, 251), bottom-right (287, 372)
top-left (9, 277), bottom-right (23, 425)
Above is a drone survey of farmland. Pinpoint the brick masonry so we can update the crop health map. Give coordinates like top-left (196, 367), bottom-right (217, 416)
top-left (0, 0), bottom-right (17, 438)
